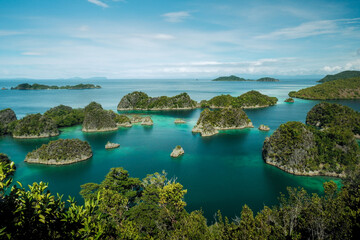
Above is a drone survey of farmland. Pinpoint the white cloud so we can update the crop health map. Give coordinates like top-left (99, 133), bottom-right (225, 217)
top-left (0, 30), bottom-right (23, 36)
top-left (87, 0), bottom-right (108, 8)
top-left (79, 25), bottom-right (90, 32)
top-left (257, 17), bottom-right (360, 40)
top-left (153, 34), bottom-right (175, 40)
top-left (323, 65), bottom-right (342, 72)
top-left (21, 52), bottom-right (43, 56)
top-left (162, 11), bottom-right (190, 23)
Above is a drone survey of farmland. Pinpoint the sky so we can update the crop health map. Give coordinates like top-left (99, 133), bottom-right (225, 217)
top-left (0, 0), bottom-right (360, 79)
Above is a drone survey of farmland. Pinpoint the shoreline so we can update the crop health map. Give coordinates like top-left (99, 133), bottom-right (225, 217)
top-left (25, 154), bottom-right (93, 165)
top-left (82, 127), bottom-right (118, 132)
top-left (13, 132), bottom-right (59, 139)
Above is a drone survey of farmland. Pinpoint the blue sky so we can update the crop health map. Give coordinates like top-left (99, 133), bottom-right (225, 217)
top-left (0, 0), bottom-right (359, 78)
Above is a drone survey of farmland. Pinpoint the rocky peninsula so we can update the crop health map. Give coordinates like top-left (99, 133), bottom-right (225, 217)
top-left (192, 108), bottom-right (253, 137)
top-left (25, 139), bottom-right (93, 165)
top-left (170, 145), bottom-right (184, 158)
top-left (200, 90), bottom-right (278, 109)
top-left (262, 121), bottom-right (360, 177)
top-left (12, 113), bottom-right (59, 138)
top-left (289, 77), bottom-right (360, 100)
top-left (117, 92), bottom-right (197, 110)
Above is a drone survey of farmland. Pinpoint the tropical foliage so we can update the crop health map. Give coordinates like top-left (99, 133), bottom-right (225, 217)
top-left (44, 105), bottom-right (85, 127)
top-left (318, 70), bottom-right (360, 83)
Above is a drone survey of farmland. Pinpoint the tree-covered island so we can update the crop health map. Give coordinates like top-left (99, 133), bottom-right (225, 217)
top-left (200, 90), bottom-right (278, 108)
top-left (289, 77), bottom-right (360, 100)
top-left (212, 75), bottom-right (279, 82)
top-left (117, 92), bottom-right (197, 110)
top-left (12, 113), bottom-right (59, 138)
top-left (192, 108), bottom-right (253, 136)
top-left (11, 83), bottom-right (101, 90)
top-left (25, 139), bottom-right (93, 165)
top-left (318, 70), bottom-right (360, 83)
top-left (82, 102), bottom-right (118, 132)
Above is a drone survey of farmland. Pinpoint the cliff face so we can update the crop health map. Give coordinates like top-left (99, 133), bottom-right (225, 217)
top-left (0, 108), bottom-right (17, 135)
top-left (117, 92), bottom-right (197, 110)
top-left (82, 108), bottom-right (117, 132)
top-left (306, 102), bottom-right (360, 138)
top-left (262, 121), bottom-right (360, 177)
top-left (192, 108), bottom-right (253, 136)
top-left (12, 113), bottom-right (59, 138)
top-left (25, 139), bottom-right (92, 165)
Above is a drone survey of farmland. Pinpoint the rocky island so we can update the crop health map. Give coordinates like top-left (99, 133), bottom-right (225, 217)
top-left (200, 90), bottom-right (278, 109)
top-left (0, 108), bottom-right (17, 135)
top-left (117, 92), bottom-right (197, 110)
top-left (289, 77), bottom-right (360, 100)
top-left (174, 119), bottom-right (186, 124)
top-left (284, 98), bottom-right (294, 103)
top-left (170, 145), bottom-right (184, 158)
top-left (105, 141), bottom-right (120, 149)
top-left (258, 124), bottom-right (270, 131)
top-left (262, 121), bottom-right (360, 177)
top-left (141, 116), bottom-right (153, 126)
top-left (318, 70), bottom-right (360, 83)
top-left (82, 102), bottom-right (117, 132)
top-left (306, 102), bottom-right (360, 139)
top-left (12, 113), bottom-right (59, 138)
top-left (212, 75), bottom-right (279, 82)
top-left (192, 108), bottom-right (253, 136)
top-left (11, 83), bottom-right (101, 90)
top-left (25, 139), bottom-right (93, 165)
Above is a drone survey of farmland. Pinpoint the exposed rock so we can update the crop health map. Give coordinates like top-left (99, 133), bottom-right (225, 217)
top-left (12, 113), bottom-right (59, 138)
top-left (25, 139), bottom-right (93, 165)
top-left (192, 108), bottom-right (253, 137)
top-left (105, 141), bottom-right (120, 149)
top-left (117, 92), bottom-right (197, 110)
top-left (174, 119), bottom-right (186, 124)
top-left (170, 145), bottom-right (185, 158)
top-left (284, 98), bottom-right (294, 103)
top-left (258, 124), bottom-right (270, 131)
top-left (114, 115), bottom-right (132, 127)
top-left (141, 116), bottom-right (153, 126)
top-left (0, 108), bottom-right (17, 135)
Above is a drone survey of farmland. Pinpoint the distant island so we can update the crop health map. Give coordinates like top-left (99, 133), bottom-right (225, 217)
top-left (11, 83), bottom-right (101, 90)
top-left (192, 108), bottom-right (253, 136)
top-left (212, 75), bottom-right (279, 82)
top-left (318, 70), bottom-right (360, 83)
top-left (200, 90), bottom-right (278, 109)
top-left (25, 139), bottom-right (93, 165)
top-left (289, 77), bottom-right (360, 100)
top-left (117, 92), bottom-right (197, 110)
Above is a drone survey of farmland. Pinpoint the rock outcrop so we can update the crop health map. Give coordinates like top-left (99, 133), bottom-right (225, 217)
top-left (117, 92), bottom-right (197, 110)
top-left (258, 124), bottom-right (270, 131)
top-left (114, 115), bottom-right (132, 127)
top-left (174, 119), bottom-right (186, 124)
top-left (82, 102), bottom-right (117, 132)
top-left (0, 108), bottom-right (17, 135)
top-left (192, 108), bottom-right (253, 137)
top-left (284, 98), bottom-right (294, 103)
top-left (170, 145), bottom-right (185, 158)
top-left (105, 142), bottom-right (120, 149)
top-left (25, 139), bottom-right (93, 165)
top-left (141, 116), bottom-right (153, 126)
top-left (12, 113), bottom-right (59, 138)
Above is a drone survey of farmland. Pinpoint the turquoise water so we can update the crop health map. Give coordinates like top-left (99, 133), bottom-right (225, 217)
top-left (0, 78), bottom-right (359, 220)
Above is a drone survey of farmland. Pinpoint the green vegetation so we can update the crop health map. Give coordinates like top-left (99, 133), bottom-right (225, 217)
top-left (263, 121), bottom-right (360, 175)
top-left (212, 75), bottom-right (249, 81)
top-left (0, 108), bottom-right (17, 135)
top-left (2, 157), bottom-right (360, 239)
top-left (12, 113), bottom-right (59, 138)
top-left (201, 90), bottom-right (278, 108)
top-left (114, 114), bottom-right (132, 125)
top-left (11, 83), bottom-right (101, 90)
top-left (289, 77), bottom-right (360, 100)
top-left (306, 102), bottom-right (360, 137)
top-left (117, 92), bottom-right (197, 110)
top-left (44, 105), bottom-right (85, 127)
top-left (25, 139), bottom-right (92, 164)
top-left (196, 108), bottom-right (251, 128)
top-left (318, 70), bottom-right (360, 83)
top-left (284, 97), bottom-right (294, 103)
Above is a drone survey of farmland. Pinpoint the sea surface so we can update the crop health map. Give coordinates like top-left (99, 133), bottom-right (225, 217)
top-left (0, 78), bottom-right (359, 221)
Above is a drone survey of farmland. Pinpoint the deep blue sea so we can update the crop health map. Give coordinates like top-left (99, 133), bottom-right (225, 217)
top-left (0, 78), bottom-right (359, 221)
